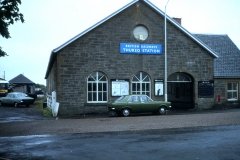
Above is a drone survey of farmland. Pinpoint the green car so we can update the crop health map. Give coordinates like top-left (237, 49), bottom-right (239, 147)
top-left (107, 94), bottom-right (171, 116)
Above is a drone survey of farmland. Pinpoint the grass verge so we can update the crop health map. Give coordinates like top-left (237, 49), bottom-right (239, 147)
top-left (34, 98), bottom-right (53, 117)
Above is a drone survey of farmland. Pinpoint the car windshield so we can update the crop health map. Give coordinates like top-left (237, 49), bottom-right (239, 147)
top-left (115, 96), bottom-right (125, 101)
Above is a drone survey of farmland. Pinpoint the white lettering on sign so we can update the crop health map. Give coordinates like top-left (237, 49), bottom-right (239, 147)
top-left (142, 49), bottom-right (161, 53)
top-left (120, 43), bottom-right (162, 54)
top-left (123, 48), bottom-right (141, 53)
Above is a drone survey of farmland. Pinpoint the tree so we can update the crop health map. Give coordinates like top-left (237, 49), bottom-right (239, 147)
top-left (0, 0), bottom-right (24, 57)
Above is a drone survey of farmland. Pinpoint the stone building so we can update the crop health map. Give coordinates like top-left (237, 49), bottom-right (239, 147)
top-left (9, 74), bottom-right (36, 94)
top-left (45, 0), bottom-right (239, 115)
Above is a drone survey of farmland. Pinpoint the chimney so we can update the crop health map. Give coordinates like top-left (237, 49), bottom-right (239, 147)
top-left (173, 17), bottom-right (182, 25)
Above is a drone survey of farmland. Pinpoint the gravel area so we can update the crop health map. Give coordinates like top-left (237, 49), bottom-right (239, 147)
top-left (0, 105), bottom-right (240, 137)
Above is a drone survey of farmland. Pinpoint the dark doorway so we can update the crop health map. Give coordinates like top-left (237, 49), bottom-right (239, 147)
top-left (167, 73), bottom-right (194, 109)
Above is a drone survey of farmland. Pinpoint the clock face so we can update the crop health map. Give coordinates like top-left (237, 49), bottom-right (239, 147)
top-left (133, 25), bottom-right (149, 41)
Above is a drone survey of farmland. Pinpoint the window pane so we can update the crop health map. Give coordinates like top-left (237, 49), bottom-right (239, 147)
top-left (142, 75), bottom-right (150, 82)
top-left (98, 72), bottom-right (103, 80)
top-left (233, 92), bottom-right (237, 99)
top-left (99, 75), bottom-right (107, 81)
top-left (146, 83), bottom-right (149, 91)
top-left (88, 93), bottom-right (92, 101)
top-left (103, 92), bottom-right (107, 101)
top-left (132, 83), bottom-right (136, 92)
top-left (233, 83), bottom-right (238, 90)
top-left (137, 83), bottom-right (140, 91)
top-left (93, 92), bottom-right (97, 101)
top-left (93, 83), bottom-right (97, 91)
top-left (136, 73), bottom-right (140, 79)
top-left (228, 83), bottom-right (232, 90)
top-left (98, 92), bottom-right (102, 101)
top-left (103, 83), bottom-right (107, 91)
top-left (228, 92), bottom-right (232, 99)
top-left (88, 76), bottom-right (95, 81)
top-left (88, 83), bottom-right (92, 91)
top-left (132, 76), bottom-right (139, 81)
top-left (142, 83), bottom-right (146, 91)
top-left (98, 83), bottom-right (102, 91)
top-left (90, 73), bottom-right (97, 81)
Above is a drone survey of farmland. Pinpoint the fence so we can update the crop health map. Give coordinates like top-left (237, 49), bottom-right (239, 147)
top-left (46, 91), bottom-right (59, 117)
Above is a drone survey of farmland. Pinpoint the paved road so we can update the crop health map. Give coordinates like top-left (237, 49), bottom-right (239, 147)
top-left (0, 106), bottom-right (240, 160)
top-left (0, 125), bottom-right (240, 160)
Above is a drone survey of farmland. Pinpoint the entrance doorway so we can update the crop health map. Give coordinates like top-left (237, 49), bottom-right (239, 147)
top-left (167, 72), bottom-right (194, 109)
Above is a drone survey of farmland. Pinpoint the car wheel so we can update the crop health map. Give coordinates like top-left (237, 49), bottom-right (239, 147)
top-left (159, 106), bottom-right (166, 115)
top-left (0, 101), bottom-right (2, 106)
top-left (122, 108), bottom-right (130, 117)
top-left (14, 102), bottom-right (18, 108)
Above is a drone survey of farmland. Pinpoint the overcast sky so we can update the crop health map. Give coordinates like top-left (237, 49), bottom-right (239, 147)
top-left (1, 0), bottom-right (239, 85)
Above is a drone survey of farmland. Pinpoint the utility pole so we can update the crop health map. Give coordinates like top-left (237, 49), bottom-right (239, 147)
top-left (164, 0), bottom-right (170, 102)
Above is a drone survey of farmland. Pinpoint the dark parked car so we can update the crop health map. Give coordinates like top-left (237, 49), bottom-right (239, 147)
top-left (0, 92), bottom-right (35, 107)
top-left (107, 94), bottom-right (171, 116)
top-left (25, 92), bottom-right (37, 100)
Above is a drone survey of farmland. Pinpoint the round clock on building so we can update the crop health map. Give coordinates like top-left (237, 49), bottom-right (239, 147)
top-left (133, 25), bottom-right (149, 41)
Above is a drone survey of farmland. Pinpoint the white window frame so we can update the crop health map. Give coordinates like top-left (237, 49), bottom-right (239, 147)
top-left (87, 71), bottom-right (108, 103)
top-left (131, 71), bottom-right (151, 97)
top-left (227, 82), bottom-right (238, 101)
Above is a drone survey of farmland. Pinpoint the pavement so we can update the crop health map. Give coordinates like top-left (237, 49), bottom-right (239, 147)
top-left (0, 104), bottom-right (240, 137)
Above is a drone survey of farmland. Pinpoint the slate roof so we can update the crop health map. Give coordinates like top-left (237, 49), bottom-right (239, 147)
top-left (194, 34), bottom-right (240, 78)
top-left (9, 74), bottom-right (35, 84)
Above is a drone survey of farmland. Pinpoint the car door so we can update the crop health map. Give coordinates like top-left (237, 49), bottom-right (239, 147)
top-left (3, 93), bottom-right (12, 104)
top-left (127, 96), bottom-right (140, 112)
top-left (139, 95), bottom-right (156, 112)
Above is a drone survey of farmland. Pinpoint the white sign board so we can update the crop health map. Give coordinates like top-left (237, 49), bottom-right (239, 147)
top-left (111, 80), bottom-right (129, 96)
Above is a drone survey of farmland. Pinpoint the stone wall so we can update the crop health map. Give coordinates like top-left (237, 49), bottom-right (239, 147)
top-left (214, 78), bottom-right (240, 109)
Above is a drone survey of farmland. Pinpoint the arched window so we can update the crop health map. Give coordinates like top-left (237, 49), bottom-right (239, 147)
top-left (87, 71), bottom-right (108, 103)
top-left (168, 73), bottom-right (191, 82)
top-left (132, 71), bottom-right (151, 97)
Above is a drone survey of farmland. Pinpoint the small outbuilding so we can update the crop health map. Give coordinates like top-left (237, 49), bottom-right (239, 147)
top-left (9, 74), bottom-right (36, 94)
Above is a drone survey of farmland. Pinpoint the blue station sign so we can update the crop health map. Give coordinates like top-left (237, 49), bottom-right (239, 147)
top-left (120, 43), bottom-right (162, 54)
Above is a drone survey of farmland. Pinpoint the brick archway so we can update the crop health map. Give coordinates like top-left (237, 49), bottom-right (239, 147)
top-left (168, 72), bottom-right (194, 109)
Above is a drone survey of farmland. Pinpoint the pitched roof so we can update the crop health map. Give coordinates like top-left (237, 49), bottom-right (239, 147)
top-left (194, 34), bottom-right (240, 78)
top-left (9, 74), bottom-right (35, 84)
top-left (45, 0), bottom-right (218, 79)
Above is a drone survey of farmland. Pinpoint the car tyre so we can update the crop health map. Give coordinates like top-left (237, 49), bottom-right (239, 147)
top-left (0, 101), bottom-right (2, 106)
top-left (122, 108), bottom-right (130, 117)
top-left (14, 102), bottom-right (18, 108)
top-left (159, 106), bottom-right (166, 115)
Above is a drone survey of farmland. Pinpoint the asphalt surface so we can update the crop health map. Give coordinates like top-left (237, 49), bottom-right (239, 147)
top-left (1, 125), bottom-right (240, 160)
top-left (0, 104), bottom-right (240, 160)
